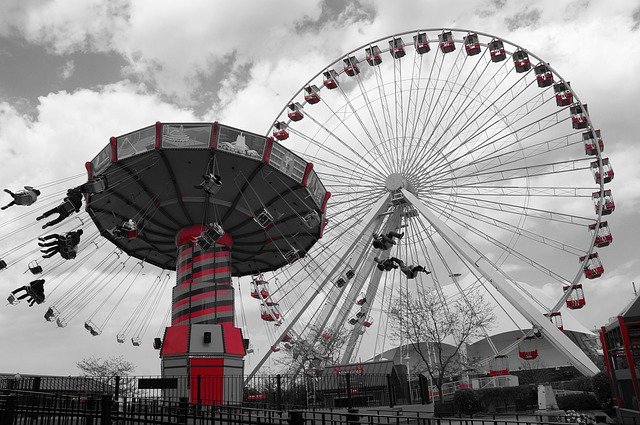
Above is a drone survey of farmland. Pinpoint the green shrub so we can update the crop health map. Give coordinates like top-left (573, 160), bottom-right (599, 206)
top-left (557, 393), bottom-right (600, 411)
top-left (591, 372), bottom-right (615, 416)
top-left (453, 388), bottom-right (481, 415)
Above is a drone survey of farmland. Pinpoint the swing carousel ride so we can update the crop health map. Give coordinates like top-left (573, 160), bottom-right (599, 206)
top-left (1, 28), bottom-right (613, 385)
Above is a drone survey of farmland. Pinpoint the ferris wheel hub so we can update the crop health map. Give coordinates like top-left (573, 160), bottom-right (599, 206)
top-left (385, 173), bottom-right (417, 194)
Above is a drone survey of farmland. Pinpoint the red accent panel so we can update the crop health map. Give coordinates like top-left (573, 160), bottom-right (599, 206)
top-left (159, 325), bottom-right (189, 355)
top-left (176, 225), bottom-right (233, 248)
top-left (190, 358), bottom-right (224, 405)
top-left (155, 121), bottom-right (162, 149)
top-left (210, 122), bottom-right (219, 150)
top-left (176, 225), bottom-right (207, 247)
top-left (217, 232), bottom-right (233, 248)
top-left (320, 191), bottom-right (332, 213)
top-left (178, 246), bottom-right (194, 261)
top-left (110, 137), bottom-right (118, 163)
top-left (301, 162), bottom-right (313, 187)
top-left (85, 162), bottom-right (93, 180)
top-left (223, 326), bottom-right (246, 356)
top-left (172, 290), bottom-right (232, 309)
top-left (600, 326), bottom-right (622, 407)
top-left (193, 251), bottom-right (231, 263)
top-left (618, 316), bottom-right (640, 408)
top-left (193, 266), bottom-right (230, 280)
top-left (319, 217), bottom-right (329, 239)
top-left (263, 137), bottom-right (274, 164)
top-left (177, 261), bottom-right (193, 275)
top-left (173, 305), bottom-right (234, 325)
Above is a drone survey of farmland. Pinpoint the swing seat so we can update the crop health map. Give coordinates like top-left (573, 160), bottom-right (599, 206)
top-left (56, 317), bottom-right (67, 328)
top-left (117, 334), bottom-right (126, 343)
top-left (153, 337), bottom-right (162, 349)
top-left (7, 294), bottom-right (19, 305)
top-left (44, 307), bottom-right (58, 321)
top-left (131, 337), bottom-right (141, 346)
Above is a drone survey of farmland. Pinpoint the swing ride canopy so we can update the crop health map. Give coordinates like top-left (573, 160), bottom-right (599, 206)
top-left (84, 121), bottom-right (329, 275)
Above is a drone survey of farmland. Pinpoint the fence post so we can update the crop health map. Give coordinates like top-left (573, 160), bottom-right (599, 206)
top-left (276, 374), bottom-right (283, 411)
top-left (114, 376), bottom-right (120, 401)
top-left (197, 375), bottom-right (202, 406)
top-left (0, 394), bottom-right (16, 425)
top-left (177, 397), bottom-right (188, 425)
top-left (418, 375), bottom-right (429, 405)
top-left (386, 374), bottom-right (395, 408)
top-left (345, 373), bottom-right (352, 409)
top-left (100, 394), bottom-right (112, 425)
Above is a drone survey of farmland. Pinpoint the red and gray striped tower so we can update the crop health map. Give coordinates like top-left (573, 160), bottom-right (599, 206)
top-left (84, 121), bottom-right (328, 405)
top-left (160, 225), bottom-right (245, 405)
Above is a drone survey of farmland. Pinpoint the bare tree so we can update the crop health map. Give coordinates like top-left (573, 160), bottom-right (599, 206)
top-left (77, 355), bottom-right (136, 377)
top-left (389, 287), bottom-right (494, 402)
top-left (276, 327), bottom-right (349, 377)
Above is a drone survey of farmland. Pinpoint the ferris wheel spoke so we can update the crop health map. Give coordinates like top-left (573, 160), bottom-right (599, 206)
top-left (403, 51), bottom-right (493, 176)
top-left (287, 120), bottom-right (388, 181)
top-left (425, 192), bottom-right (593, 226)
top-left (333, 82), bottom-right (398, 173)
top-left (413, 78), bottom-right (549, 181)
top-left (424, 107), bottom-right (567, 183)
top-left (430, 131), bottom-right (580, 183)
top-left (414, 216), bottom-right (506, 352)
top-left (430, 206), bottom-right (572, 284)
top-left (405, 54), bottom-right (521, 176)
top-left (414, 74), bottom-right (542, 180)
top-left (314, 94), bottom-right (394, 174)
top-left (428, 196), bottom-right (584, 255)
top-left (427, 185), bottom-right (596, 198)
top-left (427, 158), bottom-right (592, 188)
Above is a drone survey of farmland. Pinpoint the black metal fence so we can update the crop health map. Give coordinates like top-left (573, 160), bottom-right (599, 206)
top-left (0, 389), bottom-right (579, 425)
top-left (0, 373), bottom-right (430, 409)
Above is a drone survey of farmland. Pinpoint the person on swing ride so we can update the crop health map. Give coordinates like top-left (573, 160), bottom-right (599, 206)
top-left (39, 229), bottom-right (83, 259)
top-left (374, 256), bottom-right (400, 271)
top-left (36, 187), bottom-right (83, 229)
top-left (112, 219), bottom-right (138, 239)
top-left (1, 186), bottom-right (41, 210)
top-left (372, 231), bottom-right (404, 250)
top-left (194, 173), bottom-right (222, 194)
top-left (8, 279), bottom-right (46, 306)
top-left (393, 258), bottom-right (431, 279)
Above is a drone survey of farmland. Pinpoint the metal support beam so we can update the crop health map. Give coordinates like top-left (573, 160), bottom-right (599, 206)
top-left (340, 210), bottom-right (403, 364)
top-left (401, 189), bottom-right (599, 376)
top-left (244, 193), bottom-right (391, 383)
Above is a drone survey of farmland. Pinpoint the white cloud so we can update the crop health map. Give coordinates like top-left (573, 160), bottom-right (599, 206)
top-left (57, 59), bottom-right (75, 79)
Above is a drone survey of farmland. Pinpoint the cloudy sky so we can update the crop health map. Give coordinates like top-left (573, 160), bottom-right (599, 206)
top-left (1, 0), bottom-right (639, 376)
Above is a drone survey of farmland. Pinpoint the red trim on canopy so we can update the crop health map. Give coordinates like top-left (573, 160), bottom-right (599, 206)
top-left (263, 137), bottom-right (274, 164)
top-left (210, 122), bottom-right (219, 150)
top-left (321, 192), bottom-right (332, 213)
top-left (301, 163), bottom-right (313, 187)
top-left (155, 121), bottom-right (162, 149)
top-left (85, 162), bottom-right (93, 180)
top-left (110, 137), bottom-right (118, 163)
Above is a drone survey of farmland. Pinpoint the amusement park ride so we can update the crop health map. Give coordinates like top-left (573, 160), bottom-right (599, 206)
top-left (2, 28), bottom-right (614, 403)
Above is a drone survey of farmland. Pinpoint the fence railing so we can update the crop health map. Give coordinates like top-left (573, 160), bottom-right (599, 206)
top-left (0, 388), bottom-right (582, 425)
top-left (0, 373), bottom-right (430, 410)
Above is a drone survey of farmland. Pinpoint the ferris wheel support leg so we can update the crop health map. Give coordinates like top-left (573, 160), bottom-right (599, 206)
top-left (401, 189), bottom-right (600, 377)
top-left (245, 193), bottom-right (392, 384)
top-left (339, 209), bottom-right (404, 365)
top-left (309, 208), bottom-right (403, 368)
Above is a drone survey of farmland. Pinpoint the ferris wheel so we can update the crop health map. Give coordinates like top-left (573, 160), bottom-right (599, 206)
top-left (244, 28), bottom-right (613, 379)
